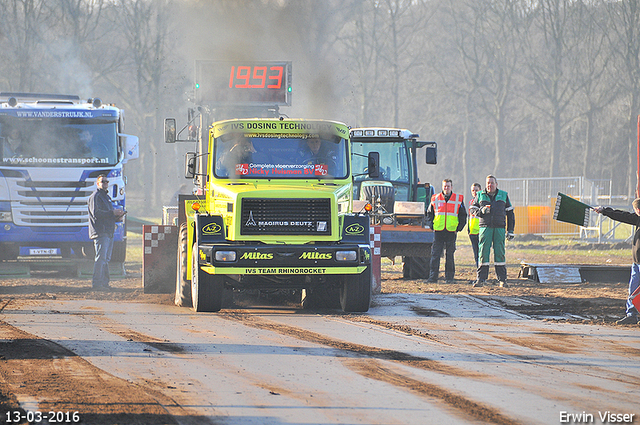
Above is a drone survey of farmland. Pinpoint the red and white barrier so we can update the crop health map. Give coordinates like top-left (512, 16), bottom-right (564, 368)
top-left (142, 225), bottom-right (178, 294)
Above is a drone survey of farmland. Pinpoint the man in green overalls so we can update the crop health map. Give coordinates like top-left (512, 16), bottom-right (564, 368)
top-left (470, 175), bottom-right (515, 287)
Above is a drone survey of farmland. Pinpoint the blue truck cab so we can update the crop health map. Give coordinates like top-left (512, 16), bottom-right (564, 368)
top-left (0, 93), bottom-right (138, 266)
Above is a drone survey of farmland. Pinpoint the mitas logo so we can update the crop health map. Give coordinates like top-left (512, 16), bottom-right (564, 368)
top-left (202, 222), bottom-right (222, 235)
top-left (299, 252), bottom-right (332, 260)
top-left (240, 252), bottom-right (274, 260)
top-left (345, 223), bottom-right (365, 235)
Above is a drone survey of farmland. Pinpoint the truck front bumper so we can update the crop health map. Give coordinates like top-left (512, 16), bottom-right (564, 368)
top-left (197, 243), bottom-right (371, 277)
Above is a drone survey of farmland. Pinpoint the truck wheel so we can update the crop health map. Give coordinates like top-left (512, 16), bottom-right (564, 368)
top-left (82, 243), bottom-right (95, 259)
top-left (191, 243), bottom-right (224, 312)
top-left (301, 286), bottom-right (340, 310)
top-left (402, 256), bottom-right (410, 279)
top-left (404, 256), bottom-right (431, 279)
top-left (339, 268), bottom-right (371, 312)
top-left (174, 223), bottom-right (191, 307)
top-left (110, 240), bottom-right (127, 263)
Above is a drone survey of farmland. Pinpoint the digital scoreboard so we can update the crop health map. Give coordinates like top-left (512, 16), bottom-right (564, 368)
top-left (195, 60), bottom-right (292, 106)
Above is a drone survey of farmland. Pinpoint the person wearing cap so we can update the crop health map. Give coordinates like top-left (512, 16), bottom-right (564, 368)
top-left (88, 174), bottom-right (125, 289)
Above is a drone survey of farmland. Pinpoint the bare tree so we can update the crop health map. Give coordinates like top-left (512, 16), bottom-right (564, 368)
top-left (445, 0), bottom-right (528, 188)
top-left (378, 0), bottom-right (432, 127)
top-left (523, 0), bottom-right (589, 177)
top-left (607, 0), bottom-right (640, 198)
top-left (0, 0), bottom-right (50, 91)
top-left (113, 0), bottom-right (178, 208)
top-left (565, 2), bottom-right (618, 179)
top-left (337, 0), bottom-right (386, 126)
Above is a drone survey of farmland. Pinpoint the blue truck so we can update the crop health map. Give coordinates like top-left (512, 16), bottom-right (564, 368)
top-left (0, 93), bottom-right (138, 272)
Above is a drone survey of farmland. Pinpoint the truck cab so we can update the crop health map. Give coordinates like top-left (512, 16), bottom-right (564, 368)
top-left (0, 93), bottom-right (138, 270)
top-left (351, 128), bottom-right (436, 213)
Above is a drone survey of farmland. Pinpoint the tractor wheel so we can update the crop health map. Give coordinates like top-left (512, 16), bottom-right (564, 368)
top-left (403, 245), bottom-right (432, 280)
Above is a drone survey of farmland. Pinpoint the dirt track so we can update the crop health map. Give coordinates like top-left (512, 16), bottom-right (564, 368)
top-left (0, 240), bottom-right (638, 424)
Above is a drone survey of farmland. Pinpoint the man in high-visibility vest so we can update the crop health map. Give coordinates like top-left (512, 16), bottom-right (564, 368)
top-left (468, 183), bottom-right (482, 268)
top-left (426, 179), bottom-right (467, 283)
top-left (470, 175), bottom-right (515, 287)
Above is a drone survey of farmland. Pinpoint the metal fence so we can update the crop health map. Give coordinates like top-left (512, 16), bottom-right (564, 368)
top-left (499, 177), bottom-right (613, 207)
top-left (498, 177), bottom-right (632, 241)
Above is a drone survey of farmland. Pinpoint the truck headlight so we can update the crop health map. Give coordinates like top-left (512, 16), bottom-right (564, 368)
top-left (215, 250), bottom-right (236, 262)
top-left (0, 212), bottom-right (12, 222)
top-left (336, 250), bottom-right (357, 261)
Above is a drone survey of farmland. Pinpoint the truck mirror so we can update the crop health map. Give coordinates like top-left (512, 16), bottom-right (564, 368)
top-left (368, 152), bottom-right (380, 178)
top-left (120, 134), bottom-right (139, 163)
top-left (185, 152), bottom-right (196, 178)
top-left (165, 118), bottom-right (177, 144)
top-left (425, 142), bottom-right (437, 164)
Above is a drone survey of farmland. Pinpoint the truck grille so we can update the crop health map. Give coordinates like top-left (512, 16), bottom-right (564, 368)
top-left (240, 198), bottom-right (331, 235)
top-left (6, 178), bottom-right (92, 226)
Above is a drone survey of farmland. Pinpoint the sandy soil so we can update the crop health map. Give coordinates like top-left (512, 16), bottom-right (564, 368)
top-left (0, 239), bottom-right (637, 423)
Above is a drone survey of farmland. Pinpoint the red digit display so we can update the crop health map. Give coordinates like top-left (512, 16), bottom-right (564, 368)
top-left (250, 66), bottom-right (267, 88)
top-left (235, 66), bottom-right (251, 88)
top-left (197, 61), bottom-right (291, 105)
top-left (228, 66), bottom-right (283, 89)
top-left (268, 66), bottom-right (283, 89)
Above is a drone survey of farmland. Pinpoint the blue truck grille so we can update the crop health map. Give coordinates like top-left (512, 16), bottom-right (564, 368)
top-left (6, 178), bottom-right (91, 226)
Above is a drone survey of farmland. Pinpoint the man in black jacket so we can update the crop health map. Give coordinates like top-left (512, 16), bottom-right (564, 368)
top-left (594, 199), bottom-right (640, 325)
top-left (88, 174), bottom-right (125, 289)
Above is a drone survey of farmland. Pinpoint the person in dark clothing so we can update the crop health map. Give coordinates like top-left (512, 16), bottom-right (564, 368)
top-left (217, 137), bottom-right (256, 177)
top-left (424, 182), bottom-right (435, 201)
top-left (425, 179), bottom-right (467, 283)
top-left (88, 174), bottom-right (125, 289)
top-left (300, 138), bottom-right (338, 175)
top-left (594, 199), bottom-right (640, 325)
top-left (470, 175), bottom-right (515, 287)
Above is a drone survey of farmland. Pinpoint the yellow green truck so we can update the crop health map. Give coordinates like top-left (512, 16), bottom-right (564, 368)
top-left (165, 117), bottom-right (376, 312)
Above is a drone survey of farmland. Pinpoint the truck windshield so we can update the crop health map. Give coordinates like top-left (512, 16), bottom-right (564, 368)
top-left (214, 135), bottom-right (348, 179)
top-left (0, 120), bottom-right (118, 167)
top-left (352, 141), bottom-right (410, 184)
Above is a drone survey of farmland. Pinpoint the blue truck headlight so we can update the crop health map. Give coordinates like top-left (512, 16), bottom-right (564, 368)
top-left (336, 250), bottom-right (357, 261)
top-left (215, 250), bottom-right (236, 262)
top-left (0, 212), bottom-right (12, 222)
